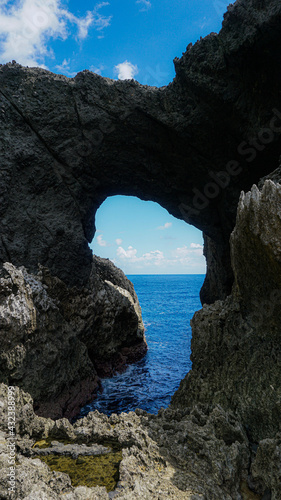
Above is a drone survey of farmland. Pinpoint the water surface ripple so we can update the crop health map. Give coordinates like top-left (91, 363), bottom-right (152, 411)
top-left (79, 275), bottom-right (205, 418)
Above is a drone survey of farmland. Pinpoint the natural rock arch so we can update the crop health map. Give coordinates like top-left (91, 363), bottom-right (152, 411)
top-left (1, 2), bottom-right (281, 496)
top-left (1, 0), bottom-right (281, 305)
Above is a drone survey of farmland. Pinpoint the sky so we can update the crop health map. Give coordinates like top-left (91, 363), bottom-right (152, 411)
top-left (94, 196), bottom-right (206, 275)
top-left (0, 0), bottom-right (231, 274)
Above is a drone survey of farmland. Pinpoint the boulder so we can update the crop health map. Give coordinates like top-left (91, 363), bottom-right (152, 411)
top-left (0, 257), bottom-right (146, 419)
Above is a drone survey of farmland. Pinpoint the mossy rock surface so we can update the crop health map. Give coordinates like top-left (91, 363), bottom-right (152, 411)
top-left (33, 439), bottom-right (53, 449)
top-left (37, 451), bottom-right (122, 492)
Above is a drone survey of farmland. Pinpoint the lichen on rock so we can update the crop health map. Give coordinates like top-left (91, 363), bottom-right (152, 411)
top-left (0, 383), bottom-right (251, 499)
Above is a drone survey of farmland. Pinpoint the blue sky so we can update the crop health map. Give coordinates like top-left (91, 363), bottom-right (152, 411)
top-left (0, 0), bottom-right (230, 274)
top-left (93, 196), bottom-right (206, 274)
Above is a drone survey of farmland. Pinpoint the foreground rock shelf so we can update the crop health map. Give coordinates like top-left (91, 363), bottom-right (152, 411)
top-left (0, 383), bottom-right (264, 499)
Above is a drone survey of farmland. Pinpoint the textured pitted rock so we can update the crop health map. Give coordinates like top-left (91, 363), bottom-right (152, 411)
top-left (231, 180), bottom-right (281, 311)
top-left (250, 435), bottom-right (281, 499)
top-left (86, 256), bottom-right (146, 377)
top-left (1, 0), bottom-right (281, 303)
top-left (0, 383), bottom-right (251, 499)
top-left (1, 0), bottom-right (281, 497)
top-left (0, 257), bottom-right (146, 419)
top-left (172, 179), bottom-right (281, 443)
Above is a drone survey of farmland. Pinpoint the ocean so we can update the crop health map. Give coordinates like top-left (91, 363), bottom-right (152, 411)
top-left (78, 274), bottom-right (205, 418)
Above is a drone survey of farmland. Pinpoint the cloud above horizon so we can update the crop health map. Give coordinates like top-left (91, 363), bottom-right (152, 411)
top-left (114, 60), bottom-right (138, 80)
top-left (0, 1), bottom-right (111, 67)
top-left (115, 242), bottom-right (204, 270)
top-left (117, 245), bottom-right (164, 265)
top-left (157, 222), bottom-right (172, 230)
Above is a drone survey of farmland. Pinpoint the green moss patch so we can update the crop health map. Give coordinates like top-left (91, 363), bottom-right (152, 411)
top-left (33, 439), bottom-right (52, 449)
top-left (37, 451), bottom-right (122, 492)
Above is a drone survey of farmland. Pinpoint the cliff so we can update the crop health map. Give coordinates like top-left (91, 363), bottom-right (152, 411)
top-left (0, 256), bottom-right (146, 419)
top-left (0, 0), bottom-right (281, 497)
top-left (172, 177), bottom-right (281, 443)
top-left (0, 0), bottom-right (281, 305)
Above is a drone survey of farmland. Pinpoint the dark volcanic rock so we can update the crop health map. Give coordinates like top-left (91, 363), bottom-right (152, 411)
top-left (1, 0), bottom-right (281, 303)
top-left (172, 179), bottom-right (281, 443)
top-left (0, 257), bottom-right (146, 419)
top-left (0, 0), bottom-right (281, 496)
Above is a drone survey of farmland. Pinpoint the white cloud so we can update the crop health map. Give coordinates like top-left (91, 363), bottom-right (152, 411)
top-left (172, 243), bottom-right (204, 263)
top-left (55, 58), bottom-right (76, 76)
top-left (56, 58), bottom-right (70, 71)
top-left (117, 245), bottom-right (138, 260)
top-left (115, 242), bottom-right (205, 272)
top-left (115, 238), bottom-right (123, 246)
top-left (114, 60), bottom-right (138, 80)
top-left (89, 63), bottom-right (105, 75)
top-left (97, 234), bottom-right (108, 247)
top-left (117, 246), bottom-right (164, 265)
top-left (190, 243), bottom-right (203, 250)
top-left (0, 1), bottom-right (111, 67)
top-left (157, 222), bottom-right (172, 230)
top-left (62, 3), bottom-right (111, 40)
top-left (142, 250), bottom-right (164, 265)
top-left (136, 0), bottom-right (151, 11)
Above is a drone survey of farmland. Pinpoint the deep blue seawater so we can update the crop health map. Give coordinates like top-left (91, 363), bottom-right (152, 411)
top-left (78, 274), bottom-right (205, 418)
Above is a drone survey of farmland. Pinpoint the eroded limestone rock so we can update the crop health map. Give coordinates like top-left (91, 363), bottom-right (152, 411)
top-left (0, 383), bottom-right (251, 499)
top-left (250, 435), bottom-right (281, 499)
top-left (0, 257), bottom-right (146, 419)
top-left (1, 0), bottom-right (281, 303)
top-left (172, 180), bottom-right (281, 444)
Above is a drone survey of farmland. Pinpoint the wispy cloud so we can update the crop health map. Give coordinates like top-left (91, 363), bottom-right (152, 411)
top-left (136, 0), bottom-right (152, 12)
top-left (171, 244), bottom-right (204, 264)
top-left (0, 1), bottom-right (111, 67)
top-left (157, 222), bottom-right (172, 230)
top-left (114, 60), bottom-right (138, 80)
top-left (97, 234), bottom-right (109, 247)
top-left (62, 2), bottom-right (111, 40)
top-left (55, 58), bottom-right (76, 76)
top-left (89, 63), bottom-right (106, 75)
top-left (117, 246), bottom-right (138, 260)
top-left (115, 238), bottom-right (123, 245)
top-left (56, 58), bottom-right (71, 71)
top-left (190, 243), bottom-right (203, 249)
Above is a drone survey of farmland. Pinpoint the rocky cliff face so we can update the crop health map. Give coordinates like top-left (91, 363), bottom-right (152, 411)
top-left (0, 256), bottom-right (146, 419)
top-left (0, 0), bottom-right (281, 304)
top-left (172, 178), bottom-right (281, 445)
top-left (0, 0), bottom-right (281, 497)
top-left (2, 175), bottom-right (279, 498)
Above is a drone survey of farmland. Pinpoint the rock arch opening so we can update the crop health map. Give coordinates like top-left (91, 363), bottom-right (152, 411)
top-left (77, 195), bottom-right (206, 417)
